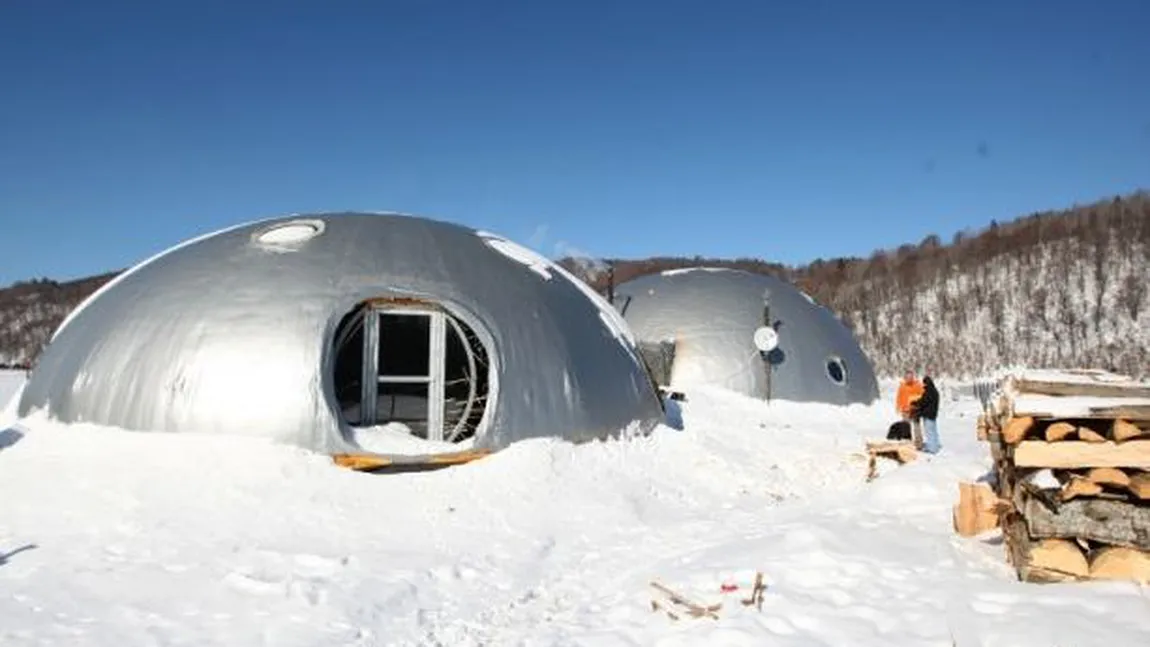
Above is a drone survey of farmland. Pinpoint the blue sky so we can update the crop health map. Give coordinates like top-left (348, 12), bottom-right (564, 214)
top-left (2, 1), bottom-right (1148, 285)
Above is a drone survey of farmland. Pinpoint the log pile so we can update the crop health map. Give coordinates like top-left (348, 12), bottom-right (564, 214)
top-left (973, 369), bottom-right (1150, 584)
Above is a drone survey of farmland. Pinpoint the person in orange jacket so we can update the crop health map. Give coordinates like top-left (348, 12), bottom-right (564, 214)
top-left (895, 370), bottom-right (925, 448)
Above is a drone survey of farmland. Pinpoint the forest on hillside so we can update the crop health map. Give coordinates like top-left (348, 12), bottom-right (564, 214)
top-left (562, 191), bottom-right (1150, 378)
top-left (2, 192), bottom-right (1148, 378)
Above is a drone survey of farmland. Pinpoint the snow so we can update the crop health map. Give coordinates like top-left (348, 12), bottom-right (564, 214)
top-left (0, 368), bottom-right (24, 427)
top-left (1009, 368), bottom-right (1145, 386)
top-left (478, 230), bottom-right (637, 347)
top-left (1011, 394), bottom-right (1150, 417)
top-left (2, 373), bottom-right (1149, 646)
top-left (350, 422), bottom-right (476, 455)
top-left (660, 267), bottom-right (731, 277)
top-left (478, 231), bottom-right (556, 280)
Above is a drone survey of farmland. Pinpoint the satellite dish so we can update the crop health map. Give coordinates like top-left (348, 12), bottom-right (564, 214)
top-left (752, 326), bottom-right (778, 352)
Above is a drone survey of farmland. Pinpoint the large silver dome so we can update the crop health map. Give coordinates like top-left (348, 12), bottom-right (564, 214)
top-left (18, 213), bottom-right (665, 462)
top-left (613, 268), bottom-right (879, 405)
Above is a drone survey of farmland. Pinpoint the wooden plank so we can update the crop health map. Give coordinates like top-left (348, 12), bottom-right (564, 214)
top-left (332, 453), bottom-right (393, 470)
top-left (332, 448), bottom-right (492, 471)
top-left (1018, 495), bottom-right (1150, 551)
top-left (1013, 440), bottom-right (1150, 469)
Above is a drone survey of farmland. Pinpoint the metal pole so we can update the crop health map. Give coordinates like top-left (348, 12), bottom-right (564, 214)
top-left (763, 289), bottom-right (772, 404)
top-left (606, 262), bottom-right (615, 305)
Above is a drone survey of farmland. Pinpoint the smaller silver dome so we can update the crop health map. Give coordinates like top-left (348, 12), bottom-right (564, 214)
top-left (614, 268), bottom-right (879, 405)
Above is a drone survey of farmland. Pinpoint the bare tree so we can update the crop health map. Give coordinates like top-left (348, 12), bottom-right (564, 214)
top-left (1117, 273), bottom-right (1146, 322)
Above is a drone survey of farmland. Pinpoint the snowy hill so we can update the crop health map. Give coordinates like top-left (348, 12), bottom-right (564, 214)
top-left (2, 371), bottom-right (1148, 646)
top-left (0, 273), bottom-right (118, 367)
top-left (830, 196), bottom-right (1150, 379)
top-left (574, 191), bottom-right (1150, 379)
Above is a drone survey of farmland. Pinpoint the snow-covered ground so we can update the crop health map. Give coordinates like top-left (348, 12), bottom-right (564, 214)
top-left (0, 368), bottom-right (24, 425)
top-left (1, 371), bottom-right (1148, 646)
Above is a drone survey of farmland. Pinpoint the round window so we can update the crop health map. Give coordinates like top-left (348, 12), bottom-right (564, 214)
top-left (252, 219), bottom-right (325, 249)
top-left (826, 356), bottom-right (847, 385)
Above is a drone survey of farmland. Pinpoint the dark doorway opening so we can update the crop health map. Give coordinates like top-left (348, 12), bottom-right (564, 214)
top-left (332, 300), bottom-right (490, 443)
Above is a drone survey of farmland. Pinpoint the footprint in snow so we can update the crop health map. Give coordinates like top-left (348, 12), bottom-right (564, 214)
top-left (223, 570), bottom-right (283, 596)
top-left (223, 551), bottom-right (347, 603)
top-left (970, 592), bottom-right (1016, 615)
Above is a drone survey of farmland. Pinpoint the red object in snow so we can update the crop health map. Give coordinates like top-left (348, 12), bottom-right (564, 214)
top-left (720, 583), bottom-right (739, 593)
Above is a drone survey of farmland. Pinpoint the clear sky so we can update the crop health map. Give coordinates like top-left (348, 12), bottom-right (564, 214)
top-left (2, 1), bottom-right (1148, 285)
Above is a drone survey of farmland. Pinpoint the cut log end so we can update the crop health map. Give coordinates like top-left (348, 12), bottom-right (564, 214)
top-left (1023, 538), bottom-right (1090, 582)
top-left (953, 482), bottom-right (1003, 537)
top-left (1086, 467), bottom-right (1131, 489)
top-left (1129, 472), bottom-right (1149, 499)
top-left (1044, 421), bottom-right (1077, 442)
top-left (1004, 416), bottom-right (1036, 445)
top-left (1078, 427), bottom-right (1107, 443)
top-left (1060, 477), bottom-right (1103, 501)
top-left (1089, 546), bottom-right (1150, 584)
top-left (1113, 419), bottom-right (1145, 443)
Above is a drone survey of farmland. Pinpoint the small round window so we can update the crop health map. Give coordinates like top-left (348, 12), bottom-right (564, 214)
top-left (252, 218), bottom-right (325, 249)
top-left (826, 356), bottom-right (847, 385)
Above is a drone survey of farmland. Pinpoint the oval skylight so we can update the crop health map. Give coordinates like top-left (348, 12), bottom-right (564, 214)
top-left (254, 219), bottom-right (325, 247)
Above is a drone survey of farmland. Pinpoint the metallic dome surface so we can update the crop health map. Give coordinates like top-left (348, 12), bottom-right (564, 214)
top-left (18, 213), bottom-right (665, 458)
top-left (613, 268), bottom-right (879, 405)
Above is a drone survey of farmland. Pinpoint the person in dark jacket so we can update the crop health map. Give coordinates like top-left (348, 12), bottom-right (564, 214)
top-left (912, 374), bottom-right (941, 453)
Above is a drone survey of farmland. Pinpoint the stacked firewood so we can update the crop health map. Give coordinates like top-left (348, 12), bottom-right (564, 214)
top-left (968, 369), bottom-right (1150, 583)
